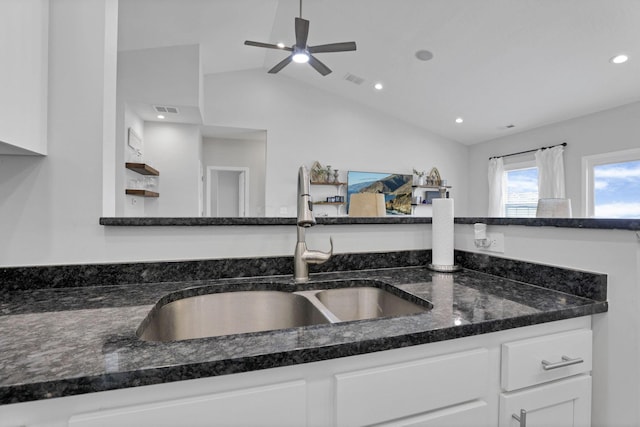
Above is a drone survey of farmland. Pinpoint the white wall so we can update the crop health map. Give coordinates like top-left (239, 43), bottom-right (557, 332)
top-left (456, 224), bottom-right (640, 427)
top-left (0, 0), bottom-right (48, 155)
top-left (204, 69), bottom-right (470, 217)
top-left (202, 136), bottom-right (266, 217)
top-left (143, 122), bottom-right (202, 217)
top-left (0, 0), bottom-right (430, 267)
top-left (117, 44), bottom-right (201, 108)
top-left (468, 101), bottom-right (640, 216)
top-left (121, 104), bottom-right (145, 216)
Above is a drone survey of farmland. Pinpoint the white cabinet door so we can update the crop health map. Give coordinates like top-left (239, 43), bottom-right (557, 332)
top-left (68, 380), bottom-right (306, 427)
top-left (0, 0), bottom-right (48, 155)
top-left (380, 400), bottom-right (488, 427)
top-left (335, 348), bottom-right (488, 427)
top-left (499, 375), bottom-right (591, 427)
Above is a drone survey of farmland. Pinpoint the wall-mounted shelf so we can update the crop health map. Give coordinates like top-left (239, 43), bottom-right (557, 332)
top-left (125, 163), bottom-right (159, 176)
top-left (126, 189), bottom-right (159, 197)
top-left (311, 181), bottom-right (346, 186)
top-left (411, 185), bottom-right (451, 212)
top-left (313, 202), bottom-right (346, 206)
top-left (310, 181), bottom-right (346, 215)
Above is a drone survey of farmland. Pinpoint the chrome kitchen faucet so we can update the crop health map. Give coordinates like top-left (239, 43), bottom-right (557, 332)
top-left (294, 165), bottom-right (333, 282)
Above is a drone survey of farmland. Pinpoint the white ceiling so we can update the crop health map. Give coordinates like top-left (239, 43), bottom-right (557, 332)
top-left (118, 0), bottom-right (640, 145)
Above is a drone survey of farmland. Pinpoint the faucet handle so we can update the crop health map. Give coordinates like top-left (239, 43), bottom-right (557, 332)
top-left (302, 236), bottom-right (333, 265)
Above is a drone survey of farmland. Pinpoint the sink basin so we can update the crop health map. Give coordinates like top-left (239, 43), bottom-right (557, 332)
top-left (138, 282), bottom-right (432, 342)
top-left (138, 291), bottom-right (331, 342)
top-left (314, 287), bottom-right (428, 321)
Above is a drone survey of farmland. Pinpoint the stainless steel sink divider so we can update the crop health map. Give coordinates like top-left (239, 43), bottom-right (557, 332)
top-left (293, 290), bottom-right (342, 323)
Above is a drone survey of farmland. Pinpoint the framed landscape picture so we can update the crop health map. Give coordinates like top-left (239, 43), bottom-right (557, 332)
top-left (347, 171), bottom-right (413, 215)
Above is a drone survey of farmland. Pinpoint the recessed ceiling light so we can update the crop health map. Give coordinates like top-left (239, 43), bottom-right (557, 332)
top-left (277, 42), bottom-right (286, 49)
top-left (415, 50), bottom-right (434, 61)
top-left (157, 114), bottom-right (165, 120)
top-left (610, 54), bottom-right (629, 64)
top-left (374, 82), bottom-right (383, 90)
top-left (455, 117), bottom-right (463, 124)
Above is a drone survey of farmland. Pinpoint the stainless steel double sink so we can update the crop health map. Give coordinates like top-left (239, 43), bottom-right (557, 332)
top-left (137, 281), bottom-right (432, 342)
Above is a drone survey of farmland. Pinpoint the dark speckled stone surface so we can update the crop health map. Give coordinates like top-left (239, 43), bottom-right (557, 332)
top-left (99, 216), bottom-right (640, 229)
top-left (0, 251), bottom-right (608, 405)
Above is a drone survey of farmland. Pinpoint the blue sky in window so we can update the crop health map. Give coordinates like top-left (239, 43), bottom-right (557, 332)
top-left (506, 168), bottom-right (538, 202)
top-left (594, 160), bottom-right (640, 218)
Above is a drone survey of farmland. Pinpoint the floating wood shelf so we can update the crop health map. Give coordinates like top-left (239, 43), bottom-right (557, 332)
top-left (313, 202), bottom-right (345, 206)
top-left (411, 185), bottom-right (451, 189)
top-left (125, 162), bottom-right (160, 176)
top-left (126, 189), bottom-right (159, 197)
top-left (311, 181), bottom-right (347, 186)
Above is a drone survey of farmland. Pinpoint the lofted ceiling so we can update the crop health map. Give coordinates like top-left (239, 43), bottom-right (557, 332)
top-left (118, 0), bottom-right (640, 145)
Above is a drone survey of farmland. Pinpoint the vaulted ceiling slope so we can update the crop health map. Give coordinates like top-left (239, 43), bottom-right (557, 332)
top-left (118, 0), bottom-right (640, 145)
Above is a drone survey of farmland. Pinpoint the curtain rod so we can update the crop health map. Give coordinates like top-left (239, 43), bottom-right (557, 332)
top-left (488, 142), bottom-right (567, 160)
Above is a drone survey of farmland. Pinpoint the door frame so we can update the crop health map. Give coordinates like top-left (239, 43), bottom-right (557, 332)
top-left (206, 166), bottom-right (250, 217)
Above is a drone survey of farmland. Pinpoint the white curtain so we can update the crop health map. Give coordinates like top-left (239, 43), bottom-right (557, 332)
top-left (487, 157), bottom-right (505, 217)
top-left (535, 145), bottom-right (566, 199)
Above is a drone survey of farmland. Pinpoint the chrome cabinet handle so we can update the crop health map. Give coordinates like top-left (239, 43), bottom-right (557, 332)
top-left (541, 355), bottom-right (584, 371)
top-left (512, 409), bottom-right (527, 427)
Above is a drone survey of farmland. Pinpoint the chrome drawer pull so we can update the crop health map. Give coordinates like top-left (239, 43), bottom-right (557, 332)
top-left (541, 355), bottom-right (584, 371)
top-left (512, 409), bottom-right (527, 427)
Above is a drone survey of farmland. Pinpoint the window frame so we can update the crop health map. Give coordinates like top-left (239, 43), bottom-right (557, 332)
top-left (582, 148), bottom-right (640, 218)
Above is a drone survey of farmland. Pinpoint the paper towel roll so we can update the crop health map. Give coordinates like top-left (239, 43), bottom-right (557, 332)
top-left (432, 198), bottom-right (454, 266)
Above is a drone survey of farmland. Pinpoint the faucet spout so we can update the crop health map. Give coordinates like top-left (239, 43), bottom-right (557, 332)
top-left (297, 165), bottom-right (316, 227)
top-left (294, 165), bottom-right (333, 282)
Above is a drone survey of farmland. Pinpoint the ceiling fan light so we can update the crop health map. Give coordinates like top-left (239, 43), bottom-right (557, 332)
top-left (293, 52), bottom-right (310, 63)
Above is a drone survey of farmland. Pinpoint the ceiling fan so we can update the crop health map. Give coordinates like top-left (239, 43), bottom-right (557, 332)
top-left (244, 0), bottom-right (357, 76)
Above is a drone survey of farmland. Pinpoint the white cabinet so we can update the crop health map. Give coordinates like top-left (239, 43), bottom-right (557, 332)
top-left (335, 348), bottom-right (488, 426)
top-left (382, 401), bottom-right (488, 427)
top-left (0, 0), bottom-right (48, 155)
top-left (499, 329), bottom-right (593, 427)
top-left (0, 317), bottom-right (593, 427)
top-left (68, 380), bottom-right (307, 427)
top-left (499, 376), bottom-right (591, 427)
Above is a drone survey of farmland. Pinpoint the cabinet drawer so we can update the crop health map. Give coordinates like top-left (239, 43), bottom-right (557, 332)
top-left (335, 348), bottom-right (488, 427)
top-left (501, 329), bottom-right (592, 391)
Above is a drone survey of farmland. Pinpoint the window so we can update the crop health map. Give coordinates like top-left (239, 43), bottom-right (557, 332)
top-left (584, 149), bottom-right (640, 218)
top-left (504, 163), bottom-right (539, 217)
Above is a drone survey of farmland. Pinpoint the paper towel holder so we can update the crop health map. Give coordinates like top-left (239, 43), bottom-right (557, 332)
top-left (427, 263), bottom-right (462, 273)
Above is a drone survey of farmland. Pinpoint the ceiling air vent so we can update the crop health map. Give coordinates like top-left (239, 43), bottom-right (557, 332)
top-left (344, 73), bottom-right (365, 85)
top-left (154, 105), bottom-right (179, 114)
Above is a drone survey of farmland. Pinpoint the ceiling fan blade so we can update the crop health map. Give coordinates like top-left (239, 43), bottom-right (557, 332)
top-left (245, 40), bottom-right (292, 51)
top-left (268, 55), bottom-right (293, 74)
top-left (295, 17), bottom-right (309, 48)
top-left (308, 54), bottom-right (332, 76)
top-left (308, 42), bottom-right (357, 54)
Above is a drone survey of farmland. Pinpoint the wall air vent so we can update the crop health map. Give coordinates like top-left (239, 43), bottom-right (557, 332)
top-left (154, 105), bottom-right (179, 114)
top-left (344, 73), bottom-right (365, 85)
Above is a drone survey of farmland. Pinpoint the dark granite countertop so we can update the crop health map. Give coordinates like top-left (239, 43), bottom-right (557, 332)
top-left (99, 216), bottom-right (640, 230)
top-left (0, 258), bottom-right (608, 405)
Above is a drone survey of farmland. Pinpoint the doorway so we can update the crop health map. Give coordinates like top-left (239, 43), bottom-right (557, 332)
top-left (206, 166), bottom-right (250, 217)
